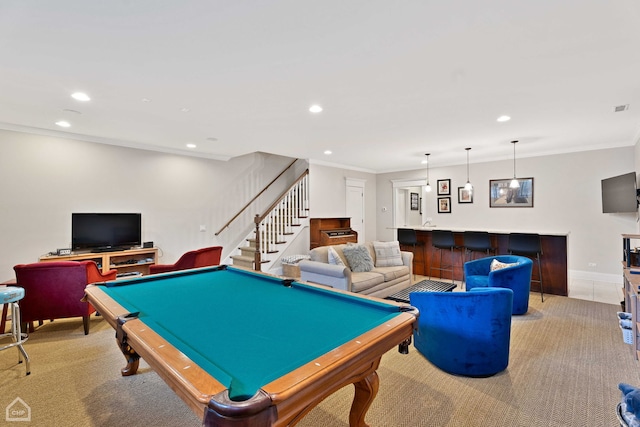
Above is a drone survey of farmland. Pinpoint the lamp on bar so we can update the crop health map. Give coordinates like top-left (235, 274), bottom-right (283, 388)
top-left (425, 153), bottom-right (432, 192)
top-left (464, 147), bottom-right (473, 192)
top-left (509, 140), bottom-right (520, 189)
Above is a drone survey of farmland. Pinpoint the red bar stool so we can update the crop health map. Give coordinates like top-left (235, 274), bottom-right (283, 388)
top-left (0, 286), bottom-right (30, 375)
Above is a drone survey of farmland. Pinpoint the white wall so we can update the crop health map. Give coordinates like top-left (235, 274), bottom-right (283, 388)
top-left (2, 128), bottom-right (636, 285)
top-left (308, 162), bottom-right (377, 243)
top-left (376, 147), bottom-right (637, 280)
top-left (0, 130), bottom-right (295, 281)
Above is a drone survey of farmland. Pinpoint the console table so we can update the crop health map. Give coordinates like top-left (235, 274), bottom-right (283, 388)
top-left (39, 247), bottom-right (158, 276)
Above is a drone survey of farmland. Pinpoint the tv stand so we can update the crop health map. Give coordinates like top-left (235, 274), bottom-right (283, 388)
top-left (91, 246), bottom-right (126, 253)
top-left (39, 247), bottom-right (158, 276)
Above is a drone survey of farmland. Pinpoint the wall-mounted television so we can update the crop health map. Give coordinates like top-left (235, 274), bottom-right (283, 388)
top-left (72, 213), bottom-right (142, 252)
top-left (601, 172), bottom-right (638, 213)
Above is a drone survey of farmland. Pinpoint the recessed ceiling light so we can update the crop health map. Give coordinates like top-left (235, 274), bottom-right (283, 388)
top-left (309, 105), bottom-right (323, 113)
top-left (63, 109), bottom-right (81, 114)
top-left (206, 137), bottom-right (218, 142)
top-left (497, 115), bottom-right (511, 122)
top-left (71, 92), bottom-right (90, 102)
top-left (186, 143), bottom-right (197, 149)
top-left (324, 150), bottom-right (332, 155)
top-left (141, 98), bottom-right (151, 103)
top-left (180, 107), bottom-right (190, 113)
top-left (55, 121), bottom-right (71, 128)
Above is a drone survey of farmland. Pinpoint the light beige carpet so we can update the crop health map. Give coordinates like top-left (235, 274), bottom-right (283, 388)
top-left (1, 293), bottom-right (638, 426)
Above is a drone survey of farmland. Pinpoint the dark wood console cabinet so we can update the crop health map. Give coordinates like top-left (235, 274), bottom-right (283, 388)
top-left (310, 218), bottom-right (358, 249)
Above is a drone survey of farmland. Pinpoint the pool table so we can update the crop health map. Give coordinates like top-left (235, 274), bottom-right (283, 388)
top-left (84, 265), bottom-right (418, 426)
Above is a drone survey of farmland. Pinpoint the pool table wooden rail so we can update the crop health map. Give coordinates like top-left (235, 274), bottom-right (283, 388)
top-left (84, 281), bottom-right (417, 427)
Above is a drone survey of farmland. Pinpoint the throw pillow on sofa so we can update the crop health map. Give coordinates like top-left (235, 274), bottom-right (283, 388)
top-left (373, 241), bottom-right (404, 267)
top-left (342, 244), bottom-right (374, 272)
top-left (327, 246), bottom-right (345, 266)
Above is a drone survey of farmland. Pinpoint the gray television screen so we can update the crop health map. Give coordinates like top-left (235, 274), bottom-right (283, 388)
top-left (601, 172), bottom-right (637, 213)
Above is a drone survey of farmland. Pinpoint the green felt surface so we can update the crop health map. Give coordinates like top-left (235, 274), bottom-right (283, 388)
top-left (101, 267), bottom-right (402, 400)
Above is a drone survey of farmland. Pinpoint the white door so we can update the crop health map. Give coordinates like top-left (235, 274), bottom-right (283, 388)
top-left (346, 184), bottom-right (365, 243)
top-left (395, 189), bottom-right (408, 228)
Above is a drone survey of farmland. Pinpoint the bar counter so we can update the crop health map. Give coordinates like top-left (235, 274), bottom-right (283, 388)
top-left (400, 227), bottom-right (568, 296)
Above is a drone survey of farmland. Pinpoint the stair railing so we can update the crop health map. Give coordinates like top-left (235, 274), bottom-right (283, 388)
top-left (215, 159), bottom-right (299, 237)
top-left (254, 170), bottom-right (309, 271)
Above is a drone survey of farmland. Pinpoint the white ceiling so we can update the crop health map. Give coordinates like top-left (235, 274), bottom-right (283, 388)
top-left (1, 0), bottom-right (640, 173)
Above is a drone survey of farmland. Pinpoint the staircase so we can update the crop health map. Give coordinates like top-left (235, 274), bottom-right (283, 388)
top-left (230, 171), bottom-right (309, 272)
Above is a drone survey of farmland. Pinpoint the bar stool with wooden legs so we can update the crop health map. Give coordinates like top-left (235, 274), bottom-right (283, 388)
top-left (462, 231), bottom-right (496, 289)
top-left (508, 233), bottom-right (544, 302)
top-left (0, 286), bottom-right (30, 375)
top-left (430, 230), bottom-right (462, 284)
top-left (398, 228), bottom-right (423, 280)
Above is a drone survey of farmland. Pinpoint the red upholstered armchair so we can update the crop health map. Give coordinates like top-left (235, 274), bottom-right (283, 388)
top-left (13, 261), bottom-right (117, 334)
top-left (149, 246), bottom-right (223, 274)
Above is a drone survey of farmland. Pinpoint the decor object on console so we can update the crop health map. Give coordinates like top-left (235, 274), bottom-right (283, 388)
top-left (464, 255), bottom-right (533, 315)
top-left (14, 261), bottom-right (117, 334)
top-left (298, 242), bottom-right (413, 299)
top-left (149, 246), bottom-right (222, 274)
top-left (410, 287), bottom-right (513, 377)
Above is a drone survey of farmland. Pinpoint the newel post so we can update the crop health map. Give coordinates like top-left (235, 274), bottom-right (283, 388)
top-left (254, 214), bottom-right (262, 271)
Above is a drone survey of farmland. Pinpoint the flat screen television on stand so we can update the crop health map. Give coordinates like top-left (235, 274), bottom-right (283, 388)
top-left (601, 172), bottom-right (639, 213)
top-left (72, 213), bottom-right (142, 252)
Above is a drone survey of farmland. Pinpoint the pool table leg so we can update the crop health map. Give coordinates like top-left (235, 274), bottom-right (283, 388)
top-left (116, 314), bottom-right (141, 376)
top-left (349, 370), bottom-right (379, 427)
top-left (118, 340), bottom-right (140, 376)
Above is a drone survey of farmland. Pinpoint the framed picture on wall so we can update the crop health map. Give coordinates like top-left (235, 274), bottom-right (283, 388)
top-left (410, 192), bottom-right (419, 210)
top-left (437, 179), bottom-right (451, 195)
top-left (489, 178), bottom-right (534, 207)
top-left (458, 187), bottom-right (473, 204)
top-left (438, 197), bottom-right (451, 213)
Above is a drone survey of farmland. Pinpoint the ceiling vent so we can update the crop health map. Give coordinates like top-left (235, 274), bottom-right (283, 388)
top-left (614, 104), bottom-right (630, 112)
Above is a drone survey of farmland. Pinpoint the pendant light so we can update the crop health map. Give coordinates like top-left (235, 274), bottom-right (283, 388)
top-left (464, 147), bottom-right (473, 191)
top-left (509, 140), bottom-right (520, 188)
top-left (425, 153), bottom-right (432, 192)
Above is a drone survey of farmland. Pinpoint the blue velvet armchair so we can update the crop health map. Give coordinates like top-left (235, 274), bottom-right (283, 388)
top-left (410, 288), bottom-right (513, 377)
top-left (464, 255), bottom-right (533, 315)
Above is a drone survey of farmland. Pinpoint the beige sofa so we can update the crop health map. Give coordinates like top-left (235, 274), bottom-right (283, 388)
top-left (298, 242), bottom-right (413, 299)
